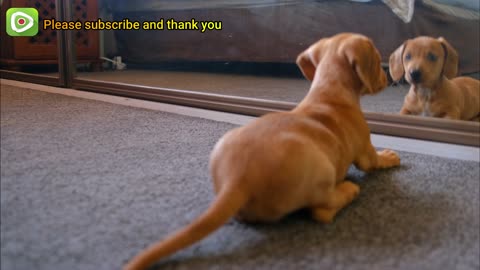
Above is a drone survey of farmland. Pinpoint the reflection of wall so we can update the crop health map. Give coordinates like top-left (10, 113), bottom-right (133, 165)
top-left (434, 0), bottom-right (480, 10)
top-left (99, 0), bottom-right (118, 58)
top-left (109, 2), bottom-right (479, 74)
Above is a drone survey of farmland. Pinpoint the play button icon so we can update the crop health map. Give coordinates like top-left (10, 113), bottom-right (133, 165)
top-left (6, 8), bottom-right (39, 36)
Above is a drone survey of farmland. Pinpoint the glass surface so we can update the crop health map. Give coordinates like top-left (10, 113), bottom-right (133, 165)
top-left (0, 1), bottom-right (60, 79)
top-left (74, 0), bottom-right (479, 122)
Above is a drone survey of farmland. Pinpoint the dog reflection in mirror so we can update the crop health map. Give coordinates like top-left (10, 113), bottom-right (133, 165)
top-left (389, 36), bottom-right (480, 121)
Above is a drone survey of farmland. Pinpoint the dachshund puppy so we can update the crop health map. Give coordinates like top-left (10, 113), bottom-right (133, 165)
top-left (125, 33), bottom-right (400, 270)
top-left (390, 36), bottom-right (480, 121)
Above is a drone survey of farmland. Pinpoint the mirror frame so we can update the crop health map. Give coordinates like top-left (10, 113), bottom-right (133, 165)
top-left (71, 79), bottom-right (480, 146)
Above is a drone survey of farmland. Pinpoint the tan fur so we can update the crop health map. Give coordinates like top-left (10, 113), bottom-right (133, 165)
top-left (124, 33), bottom-right (401, 270)
top-left (389, 36), bottom-right (480, 121)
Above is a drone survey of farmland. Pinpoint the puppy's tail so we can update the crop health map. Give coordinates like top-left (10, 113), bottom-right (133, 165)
top-left (123, 184), bottom-right (248, 270)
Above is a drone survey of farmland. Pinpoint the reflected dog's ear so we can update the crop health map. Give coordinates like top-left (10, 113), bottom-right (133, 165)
top-left (296, 49), bottom-right (317, 81)
top-left (438, 37), bottom-right (458, 79)
top-left (389, 41), bottom-right (407, 82)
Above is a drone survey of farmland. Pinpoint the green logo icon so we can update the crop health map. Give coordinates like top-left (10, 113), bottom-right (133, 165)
top-left (6, 8), bottom-right (38, 36)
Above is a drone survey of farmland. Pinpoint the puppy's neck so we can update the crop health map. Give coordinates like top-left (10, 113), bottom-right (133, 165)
top-left (302, 60), bottom-right (362, 107)
top-left (413, 85), bottom-right (434, 102)
top-left (412, 76), bottom-right (446, 101)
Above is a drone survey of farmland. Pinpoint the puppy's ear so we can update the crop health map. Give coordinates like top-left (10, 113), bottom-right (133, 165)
top-left (344, 40), bottom-right (386, 94)
top-left (389, 42), bottom-right (407, 82)
top-left (296, 49), bottom-right (317, 81)
top-left (438, 37), bottom-right (458, 79)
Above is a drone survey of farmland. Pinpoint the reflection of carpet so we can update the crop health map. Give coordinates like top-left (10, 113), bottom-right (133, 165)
top-left (2, 85), bottom-right (479, 270)
top-left (360, 83), bottom-right (410, 113)
top-left (77, 70), bottom-right (410, 113)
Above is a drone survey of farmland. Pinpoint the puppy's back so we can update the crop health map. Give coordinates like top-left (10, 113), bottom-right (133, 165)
top-left (452, 76), bottom-right (480, 120)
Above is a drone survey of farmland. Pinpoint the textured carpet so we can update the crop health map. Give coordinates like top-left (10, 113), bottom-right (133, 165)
top-left (1, 84), bottom-right (479, 270)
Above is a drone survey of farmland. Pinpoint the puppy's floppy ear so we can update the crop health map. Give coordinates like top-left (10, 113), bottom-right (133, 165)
top-left (296, 49), bottom-right (317, 81)
top-left (389, 42), bottom-right (407, 82)
top-left (438, 37), bottom-right (458, 79)
top-left (344, 39), bottom-right (386, 94)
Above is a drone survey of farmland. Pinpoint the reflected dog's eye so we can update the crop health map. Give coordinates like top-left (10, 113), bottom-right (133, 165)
top-left (427, 52), bottom-right (437, 62)
top-left (405, 53), bottom-right (411, 61)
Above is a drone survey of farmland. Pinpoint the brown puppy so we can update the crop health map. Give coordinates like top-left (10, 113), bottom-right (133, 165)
top-left (389, 36), bottom-right (480, 121)
top-left (124, 33), bottom-right (401, 270)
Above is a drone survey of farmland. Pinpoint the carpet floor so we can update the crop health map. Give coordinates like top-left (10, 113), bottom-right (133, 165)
top-left (1, 84), bottom-right (479, 270)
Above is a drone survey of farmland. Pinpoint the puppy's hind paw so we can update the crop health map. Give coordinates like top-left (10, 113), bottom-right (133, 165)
top-left (377, 149), bottom-right (401, 168)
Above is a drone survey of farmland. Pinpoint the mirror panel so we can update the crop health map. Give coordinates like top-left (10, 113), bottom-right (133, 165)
top-left (0, 0), bottom-right (61, 81)
top-left (72, 0), bottom-right (478, 123)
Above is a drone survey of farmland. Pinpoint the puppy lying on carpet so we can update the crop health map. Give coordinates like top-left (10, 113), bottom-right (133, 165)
top-left (389, 36), bottom-right (480, 121)
top-left (125, 33), bottom-right (401, 270)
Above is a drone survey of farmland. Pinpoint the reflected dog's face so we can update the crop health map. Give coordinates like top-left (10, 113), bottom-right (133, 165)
top-left (389, 36), bottom-right (458, 88)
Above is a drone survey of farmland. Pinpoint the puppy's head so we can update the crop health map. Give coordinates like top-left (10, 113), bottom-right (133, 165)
top-left (296, 33), bottom-right (387, 95)
top-left (389, 36), bottom-right (458, 87)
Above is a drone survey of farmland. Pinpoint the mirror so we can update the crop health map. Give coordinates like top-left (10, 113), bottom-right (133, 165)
top-left (0, 0), bottom-right (60, 81)
top-left (73, 0), bottom-right (478, 123)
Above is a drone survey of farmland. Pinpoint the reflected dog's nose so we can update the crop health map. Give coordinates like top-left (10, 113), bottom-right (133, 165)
top-left (409, 69), bottom-right (422, 83)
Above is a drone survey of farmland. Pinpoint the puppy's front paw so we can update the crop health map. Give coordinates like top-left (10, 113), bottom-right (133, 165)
top-left (312, 208), bottom-right (336, 224)
top-left (377, 149), bottom-right (400, 168)
top-left (338, 181), bottom-right (360, 200)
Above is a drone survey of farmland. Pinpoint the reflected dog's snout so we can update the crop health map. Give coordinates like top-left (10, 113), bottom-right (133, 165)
top-left (409, 69), bottom-right (422, 83)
